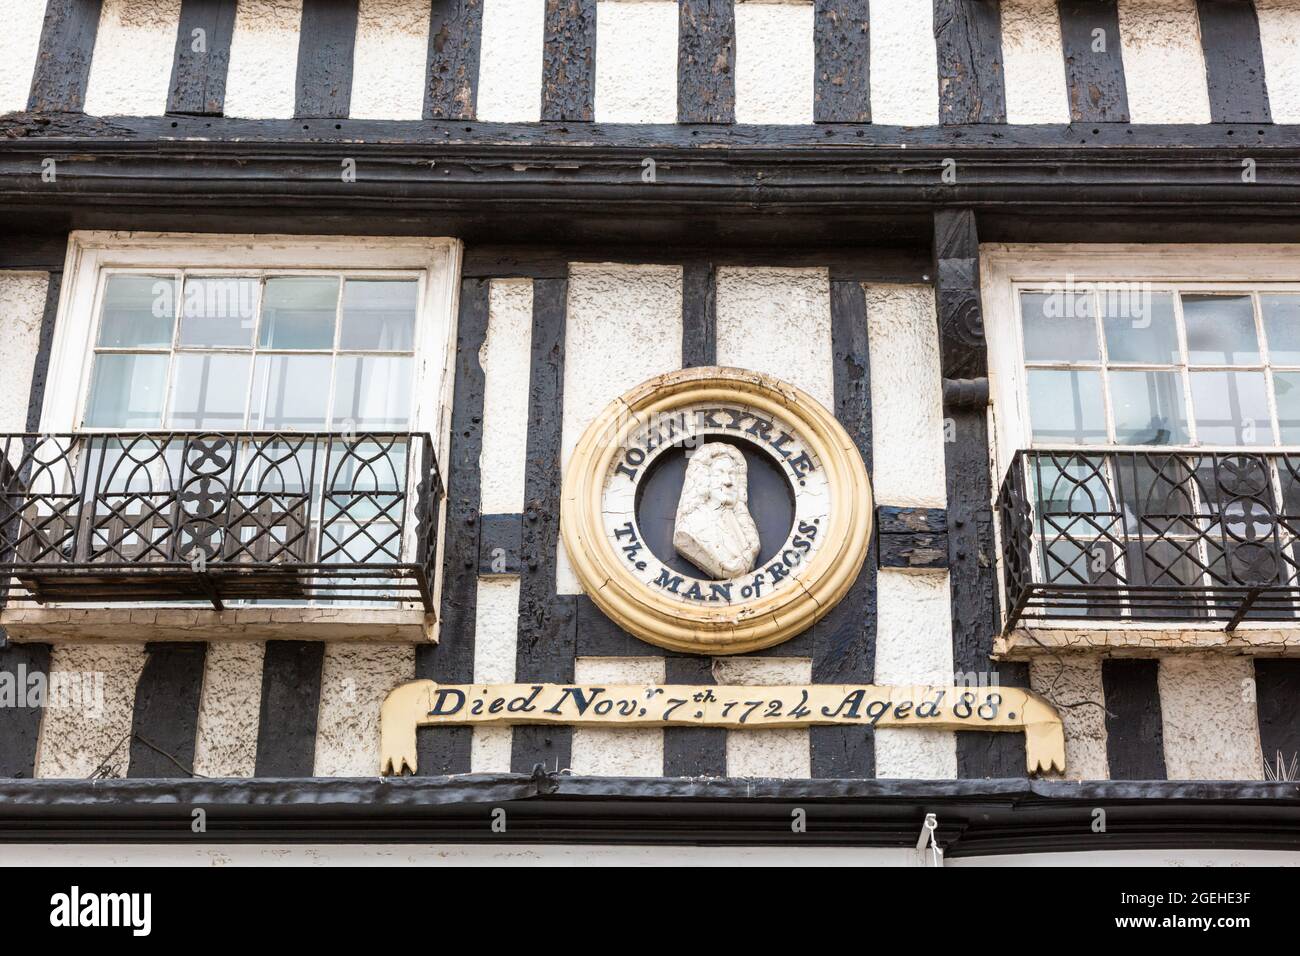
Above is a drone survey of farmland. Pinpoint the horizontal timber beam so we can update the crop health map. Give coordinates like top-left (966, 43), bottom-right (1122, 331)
top-left (4, 115), bottom-right (1300, 244)
top-left (1, 775), bottom-right (1297, 857)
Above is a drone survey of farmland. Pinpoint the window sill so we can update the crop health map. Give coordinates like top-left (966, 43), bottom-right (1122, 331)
top-left (995, 621), bottom-right (1300, 659)
top-left (0, 606), bottom-right (437, 644)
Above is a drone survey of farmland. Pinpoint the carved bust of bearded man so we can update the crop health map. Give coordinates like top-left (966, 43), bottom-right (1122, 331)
top-left (672, 442), bottom-right (762, 580)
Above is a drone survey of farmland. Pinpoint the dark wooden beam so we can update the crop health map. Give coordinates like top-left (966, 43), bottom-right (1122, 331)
top-left (26, 266), bottom-right (63, 432)
top-left (1196, 0), bottom-right (1271, 123)
top-left (415, 276), bottom-right (490, 776)
top-left (28, 0), bottom-right (102, 113)
top-left (127, 643), bottom-right (206, 777)
top-left (663, 655), bottom-right (726, 775)
top-left (425, 0), bottom-right (484, 120)
top-left (811, 279), bottom-right (875, 778)
top-left (933, 210), bottom-right (1027, 778)
top-left (1254, 659), bottom-right (1300, 778)
top-left (934, 0), bottom-right (1006, 124)
top-left (681, 261), bottom-right (716, 367)
top-left (1057, 0), bottom-right (1129, 123)
top-left (511, 276), bottom-right (576, 772)
top-left (678, 0), bottom-right (735, 124)
top-left (877, 506), bottom-right (948, 570)
top-left (814, 0), bottom-right (870, 123)
top-left (1102, 658), bottom-right (1168, 780)
top-left (478, 512), bottom-right (522, 575)
top-left (0, 643), bottom-right (51, 778)
top-left (168, 0), bottom-right (237, 116)
top-left (253, 641), bottom-right (325, 777)
top-left (295, 0), bottom-right (359, 119)
top-left (541, 0), bottom-right (596, 122)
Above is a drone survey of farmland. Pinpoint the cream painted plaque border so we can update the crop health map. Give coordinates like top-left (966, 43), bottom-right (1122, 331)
top-left (561, 367), bottom-right (873, 654)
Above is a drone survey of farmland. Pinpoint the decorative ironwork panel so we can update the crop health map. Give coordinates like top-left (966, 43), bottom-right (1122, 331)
top-left (0, 432), bottom-right (442, 611)
top-left (998, 449), bottom-right (1300, 629)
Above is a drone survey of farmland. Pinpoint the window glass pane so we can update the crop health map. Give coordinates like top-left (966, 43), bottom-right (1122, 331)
top-left (179, 277), bottom-right (258, 347)
top-left (1274, 371), bottom-right (1300, 444)
top-left (249, 354), bottom-right (332, 429)
top-left (1109, 369), bottom-right (1190, 445)
top-left (1181, 294), bottom-right (1260, 365)
top-left (1102, 290), bottom-right (1179, 364)
top-left (1027, 369), bottom-right (1106, 445)
top-left (167, 354), bottom-right (252, 429)
top-left (258, 277), bottom-right (338, 349)
top-left (340, 280), bottom-right (417, 351)
top-left (1020, 291), bottom-right (1098, 363)
top-left (84, 354), bottom-right (168, 427)
top-left (1260, 294), bottom-right (1300, 365)
top-left (1190, 369), bottom-right (1272, 445)
top-left (332, 356), bottom-right (413, 428)
top-left (98, 275), bottom-right (176, 348)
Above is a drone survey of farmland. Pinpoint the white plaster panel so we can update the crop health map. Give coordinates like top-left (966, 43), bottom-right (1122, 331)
top-left (192, 641), bottom-right (265, 777)
top-left (873, 569), bottom-right (957, 779)
top-left (714, 656), bottom-right (811, 778)
top-left (313, 643), bottom-right (415, 777)
top-left (733, 0), bottom-right (814, 125)
top-left (1029, 657), bottom-right (1109, 780)
top-left (555, 263), bottom-right (684, 594)
top-left (479, 279), bottom-right (534, 514)
top-left (1159, 655), bottom-right (1262, 780)
top-left (35, 643), bottom-right (146, 778)
top-left (1116, 0), bottom-right (1212, 123)
top-left (350, 0), bottom-right (431, 120)
top-left (1256, 1), bottom-right (1300, 124)
top-left (223, 0), bottom-right (303, 119)
top-left (594, 0), bottom-right (678, 123)
top-left (470, 577), bottom-right (521, 772)
top-left (476, 0), bottom-right (545, 121)
top-left (0, 273), bottom-right (48, 431)
top-left (868, 0), bottom-right (938, 126)
top-left (0, 0), bottom-right (48, 114)
top-left (83, 0), bottom-right (183, 117)
top-left (865, 283), bottom-right (946, 509)
top-left (570, 656), bottom-right (666, 775)
top-left (1000, 0), bottom-right (1070, 124)
top-left (715, 267), bottom-right (833, 408)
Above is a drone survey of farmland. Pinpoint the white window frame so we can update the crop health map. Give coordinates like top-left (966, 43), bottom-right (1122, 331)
top-left (982, 244), bottom-right (1300, 481)
top-left (45, 232), bottom-right (462, 446)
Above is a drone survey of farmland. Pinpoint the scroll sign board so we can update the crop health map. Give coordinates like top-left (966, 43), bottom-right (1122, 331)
top-left (380, 369), bottom-right (1066, 776)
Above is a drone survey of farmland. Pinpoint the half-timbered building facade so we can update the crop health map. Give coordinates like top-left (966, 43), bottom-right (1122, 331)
top-left (1, 0), bottom-right (1299, 865)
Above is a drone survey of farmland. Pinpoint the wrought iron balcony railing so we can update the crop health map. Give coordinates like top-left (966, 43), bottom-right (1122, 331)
top-left (997, 449), bottom-right (1300, 630)
top-left (0, 432), bottom-right (442, 611)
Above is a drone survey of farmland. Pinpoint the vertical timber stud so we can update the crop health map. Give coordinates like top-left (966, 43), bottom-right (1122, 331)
top-left (127, 643), bottom-right (207, 778)
top-left (1056, 0), bottom-right (1129, 123)
top-left (933, 210), bottom-right (1027, 778)
top-left (415, 277), bottom-right (490, 775)
top-left (512, 277), bottom-right (576, 772)
top-left (254, 641), bottom-right (325, 777)
top-left (811, 280), bottom-right (876, 778)
top-left (295, 0), bottom-right (360, 119)
top-left (934, 0), bottom-right (1006, 124)
top-left (28, 0), bottom-right (103, 113)
top-left (1195, 0), bottom-right (1272, 123)
top-left (541, 0), bottom-right (597, 122)
top-left (1254, 660), bottom-right (1300, 778)
top-left (27, 267), bottom-right (63, 433)
top-left (678, 0), bottom-right (736, 124)
top-left (425, 0), bottom-right (484, 120)
top-left (1101, 659), bottom-right (1167, 780)
top-left (665, 260), bottom-right (725, 776)
top-left (814, 0), bottom-right (870, 123)
top-left (0, 643), bottom-right (51, 777)
top-left (168, 0), bottom-right (237, 115)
